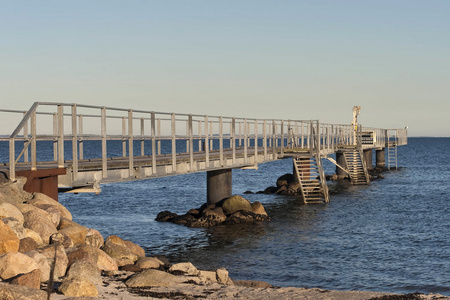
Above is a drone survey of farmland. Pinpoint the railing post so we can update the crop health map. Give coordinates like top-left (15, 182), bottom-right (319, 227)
top-left (272, 120), bottom-right (276, 158)
top-left (263, 120), bottom-right (267, 160)
top-left (280, 120), bottom-right (284, 152)
top-left (122, 117), bottom-right (127, 157)
top-left (219, 116), bottom-right (224, 166)
top-left (57, 105), bottom-right (64, 168)
top-left (101, 107), bottom-right (107, 178)
top-left (23, 112), bottom-right (28, 163)
top-left (232, 118), bottom-right (236, 165)
top-left (31, 111), bottom-right (37, 171)
top-left (157, 118), bottom-right (161, 155)
top-left (254, 119), bottom-right (258, 163)
top-left (243, 118), bottom-right (248, 163)
top-left (140, 117), bottom-right (145, 156)
top-left (238, 121), bottom-right (242, 147)
top-left (171, 113), bottom-right (176, 172)
top-left (151, 112), bottom-right (157, 175)
top-left (9, 138), bottom-right (15, 180)
top-left (189, 115), bottom-right (194, 170)
top-left (71, 104), bottom-right (78, 180)
top-left (53, 113), bottom-right (57, 161)
top-left (205, 116), bottom-right (209, 168)
top-left (198, 120), bottom-right (202, 152)
top-left (301, 121), bottom-right (304, 148)
top-left (128, 110), bottom-right (134, 176)
top-left (78, 114), bottom-right (84, 160)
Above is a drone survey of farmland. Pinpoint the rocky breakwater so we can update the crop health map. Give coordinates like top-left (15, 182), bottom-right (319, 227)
top-left (156, 195), bottom-right (270, 227)
top-left (0, 176), bottom-right (243, 299)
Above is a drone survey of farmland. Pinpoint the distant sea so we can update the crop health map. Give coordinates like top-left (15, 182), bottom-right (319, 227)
top-left (3, 137), bottom-right (450, 295)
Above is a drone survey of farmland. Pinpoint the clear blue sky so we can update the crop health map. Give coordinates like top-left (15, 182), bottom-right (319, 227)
top-left (1, 1), bottom-right (449, 136)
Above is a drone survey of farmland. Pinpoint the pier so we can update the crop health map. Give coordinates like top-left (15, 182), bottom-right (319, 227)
top-left (0, 102), bottom-right (407, 203)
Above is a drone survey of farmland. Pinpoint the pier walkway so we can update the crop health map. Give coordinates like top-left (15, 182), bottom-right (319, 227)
top-left (0, 102), bottom-right (407, 203)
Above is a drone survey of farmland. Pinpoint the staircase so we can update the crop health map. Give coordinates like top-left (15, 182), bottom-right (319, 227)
top-left (343, 150), bottom-right (370, 185)
top-left (293, 156), bottom-right (329, 203)
top-left (387, 131), bottom-right (398, 170)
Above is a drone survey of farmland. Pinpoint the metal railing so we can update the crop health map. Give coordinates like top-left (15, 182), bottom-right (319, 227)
top-left (0, 102), bottom-right (408, 181)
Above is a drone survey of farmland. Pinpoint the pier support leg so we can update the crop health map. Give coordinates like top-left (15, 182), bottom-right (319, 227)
top-left (207, 168), bottom-right (232, 205)
top-left (376, 148), bottom-right (386, 168)
top-left (16, 168), bottom-right (66, 201)
top-left (363, 149), bottom-right (373, 170)
top-left (336, 152), bottom-right (347, 179)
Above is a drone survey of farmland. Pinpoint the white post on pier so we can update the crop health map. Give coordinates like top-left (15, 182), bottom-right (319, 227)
top-left (243, 118), bottom-right (248, 163)
top-left (189, 115), bottom-right (194, 171)
top-left (101, 107), bottom-right (107, 178)
top-left (128, 110), bottom-right (134, 177)
top-left (204, 115), bottom-right (209, 168)
top-left (171, 113), bottom-right (176, 172)
top-left (57, 105), bottom-right (64, 169)
top-left (151, 112), bottom-right (157, 175)
top-left (71, 104), bottom-right (78, 181)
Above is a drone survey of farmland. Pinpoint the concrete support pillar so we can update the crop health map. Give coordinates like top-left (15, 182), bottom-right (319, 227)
top-left (207, 168), bottom-right (232, 205)
top-left (376, 148), bottom-right (386, 168)
top-left (336, 152), bottom-right (346, 178)
top-left (363, 149), bottom-right (373, 170)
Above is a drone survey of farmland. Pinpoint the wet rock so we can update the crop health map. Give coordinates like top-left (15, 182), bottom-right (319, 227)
top-left (58, 276), bottom-right (98, 297)
top-left (276, 173), bottom-right (295, 188)
top-left (186, 209), bottom-right (200, 217)
top-left (243, 190), bottom-right (254, 194)
top-left (263, 186), bottom-right (278, 194)
top-left (0, 251), bottom-right (39, 280)
top-left (0, 220), bottom-right (20, 255)
top-left (155, 211), bottom-right (178, 222)
top-left (9, 269), bottom-right (41, 290)
top-left (221, 195), bottom-right (253, 215)
top-left (172, 214), bottom-right (197, 226)
top-left (251, 201), bottom-right (267, 216)
top-left (224, 210), bottom-right (271, 225)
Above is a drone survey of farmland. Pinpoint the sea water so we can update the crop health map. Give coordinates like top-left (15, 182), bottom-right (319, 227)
top-left (3, 138), bottom-right (450, 295)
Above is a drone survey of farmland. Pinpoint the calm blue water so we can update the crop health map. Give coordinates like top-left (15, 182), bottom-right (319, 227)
top-left (3, 138), bottom-right (450, 295)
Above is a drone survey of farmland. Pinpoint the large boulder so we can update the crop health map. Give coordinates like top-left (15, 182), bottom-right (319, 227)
top-left (168, 262), bottom-right (199, 276)
top-left (58, 276), bottom-right (98, 297)
top-left (32, 204), bottom-right (60, 227)
top-left (216, 268), bottom-right (234, 285)
top-left (19, 237), bottom-right (39, 253)
top-left (95, 248), bottom-right (118, 271)
top-left (23, 210), bottom-right (57, 244)
top-left (224, 210), bottom-right (270, 225)
top-left (125, 269), bottom-right (180, 287)
top-left (66, 244), bottom-right (99, 267)
top-left (23, 250), bottom-right (51, 282)
top-left (9, 269), bottom-right (41, 290)
top-left (135, 256), bottom-right (163, 270)
top-left (28, 193), bottom-right (72, 220)
top-left (276, 173), bottom-right (295, 187)
top-left (84, 228), bottom-right (104, 248)
top-left (56, 223), bottom-right (89, 246)
top-left (102, 235), bottom-right (138, 263)
top-left (220, 195), bottom-right (253, 215)
top-left (251, 201), bottom-right (268, 216)
top-left (0, 220), bottom-right (20, 255)
top-left (36, 243), bottom-right (68, 279)
top-left (0, 203), bottom-right (24, 223)
top-left (0, 252), bottom-right (39, 280)
top-left (0, 282), bottom-right (48, 300)
top-left (124, 240), bottom-right (145, 258)
top-left (2, 217), bottom-right (27, 239)
top-left (24, 228), bottom-right (44, 246)
top-left (0, 177), bottom-right (31, 206)
top-left (66, 260), bottom-right (102, 284)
